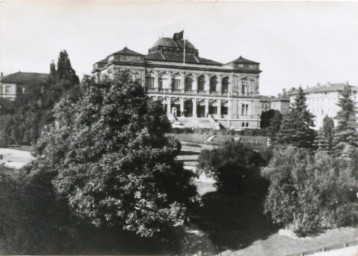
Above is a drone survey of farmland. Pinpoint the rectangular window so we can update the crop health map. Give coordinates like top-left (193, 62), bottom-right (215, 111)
top-left (221, 106), bottom-right (228, 115)
top-left (241, 104), bottom-right (249, 116)
top-left (209, 106), bottom-right (217, 115)
top-left (5, 86), bottom-right (11, 95)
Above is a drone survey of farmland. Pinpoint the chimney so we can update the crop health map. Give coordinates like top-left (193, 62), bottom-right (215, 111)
top-left (0, 72), bottom-right (3, 78)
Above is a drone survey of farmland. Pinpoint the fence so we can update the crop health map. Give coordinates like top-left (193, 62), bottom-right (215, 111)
top-left (285, 239), bottom-right (358, 256)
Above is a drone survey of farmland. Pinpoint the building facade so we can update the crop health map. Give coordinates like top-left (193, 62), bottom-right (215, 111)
top-left (0, 72), bottom-right (49, 100)
top-left (290, 83), bottom-right (358, 129)
top-left (92, 33), bottom-right (262, 130)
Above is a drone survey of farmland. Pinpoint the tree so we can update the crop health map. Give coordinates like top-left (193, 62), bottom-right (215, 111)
top-left (56, 50), bottom-right (79, 85)
top-left (0, 51), bottom-right (81, 146)
top-left (332, 85), bottom-right (358, 154)
top-left (264, 147), bottom-right (358, 236)
top-left (275, 87), bottom-right (316, 149)
top-left (335, 85), bottom-right (356, 131)
top-left (269, 110), bottom-right (283, 140)
top-left (198, 141), bottom-right (267, 196)
top-left (315, 116), bottom-right (334, 152)
top-left (30, 71), bottom-right (198, 238)
top-left (260, 109), bottom-right (280, 129)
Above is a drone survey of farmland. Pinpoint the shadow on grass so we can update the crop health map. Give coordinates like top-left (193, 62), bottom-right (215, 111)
top-left (179, 150), bottom-right (201, 156)
top-left (191, 191), bottom-right (278, 253)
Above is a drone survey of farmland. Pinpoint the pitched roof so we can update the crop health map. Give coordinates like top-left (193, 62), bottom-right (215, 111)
top-left (112, 47), bottom-right (144, 56)
top-left (304, 83), bottom-right (357, 94)
top-left (1, 72), bottom-right (49, 84)
top-left (227, 56), bottom-right (259, 65)
top-left (144, 53), bottom-right (222, 66)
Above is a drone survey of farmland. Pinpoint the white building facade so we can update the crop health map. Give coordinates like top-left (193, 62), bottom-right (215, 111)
top-left (92, 34), bottom-right (263, 130)
top-left (290, 83), bottom-right (358, 129)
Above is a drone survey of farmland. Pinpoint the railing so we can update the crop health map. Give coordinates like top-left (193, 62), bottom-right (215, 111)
top-left (285, 239), bottom-right (358, 256)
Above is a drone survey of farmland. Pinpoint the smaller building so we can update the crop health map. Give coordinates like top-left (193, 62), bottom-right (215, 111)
top-left (271, 93), bottom-right (290, 115)
top-left (0, 72), bottom-right (49, 100)
top-left (259, 89), bottom-right (290, 115)
top-left (290, 83), bottom-right (358, 129)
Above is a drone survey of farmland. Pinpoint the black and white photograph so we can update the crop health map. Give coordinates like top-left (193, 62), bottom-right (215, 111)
top-left (1, 1), bottom-right (358, 255)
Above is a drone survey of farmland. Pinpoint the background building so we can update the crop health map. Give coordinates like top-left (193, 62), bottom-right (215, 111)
top-left (290, 83), bottom-right (358, 129)
top-left (93, 32), bottom-right (262, 130)
top-left (0, 72), bottom-right (49, 100)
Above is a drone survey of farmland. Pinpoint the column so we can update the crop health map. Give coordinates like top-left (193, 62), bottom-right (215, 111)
top-left (228, 99), bottom-right (232, 118)
top-left (180, 98), bottom-right (184, 117)
top-left (205, 99), bottom-right (209, 117)
top-left (193, 98), bottom-right (197, 118)
top-left (230, 75), bottom-right (234, 95)
top-left (217, 75), bottom-right (222, 95)
top-left (154, 71), bottom-right (159, 92)
top-left (167, 97), bottom-right (171, 114)
top-left (168, 72), bottom-right (173, 92)
top-left (193, 74), bottom-right (198, 92)
top-left (217, 99), bottom-right (221, 117)
top-left (181, 72), bottom-right (185, 93)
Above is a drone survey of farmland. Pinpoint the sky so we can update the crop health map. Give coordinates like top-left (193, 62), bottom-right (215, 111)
top-left (1, 1), bottom-right (358, 96)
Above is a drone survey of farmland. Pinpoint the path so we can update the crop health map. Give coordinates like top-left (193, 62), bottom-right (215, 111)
top-left (0, 148), bottom-right (35, 169)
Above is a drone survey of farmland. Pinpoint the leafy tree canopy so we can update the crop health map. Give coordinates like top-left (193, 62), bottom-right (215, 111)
top-left (31, 71), bottom-right (198, 238)
top-left (198, 141), bottom-right (267, 195)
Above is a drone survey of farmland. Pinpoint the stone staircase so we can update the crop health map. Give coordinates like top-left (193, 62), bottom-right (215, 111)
top-left (208, 114), bottom-right (221, 130)
top-left (167, 113), bottom-right (184, 128)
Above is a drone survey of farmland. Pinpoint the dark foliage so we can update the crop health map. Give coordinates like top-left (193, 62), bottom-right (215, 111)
top-left (275, 87), bottom-right (316, 149)
top-left (198, 141), bottom-right (268, 196)
top-left (29, 71), bottom-right (198, 238)
top-left (0, 51), bottom-right (81, 146)
top-left (260, 109), bottom-right (281, 129)
top-left (264, 146), bottom-right (358, 236)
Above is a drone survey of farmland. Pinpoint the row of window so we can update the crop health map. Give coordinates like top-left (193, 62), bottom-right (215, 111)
top-left (146, 75), bottom-right (230, 93)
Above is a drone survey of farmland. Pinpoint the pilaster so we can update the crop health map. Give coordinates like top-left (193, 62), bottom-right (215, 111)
top-left (205, 99), bottom-right (209, 117)
top-left (193, 98), bottom-right (197, 118)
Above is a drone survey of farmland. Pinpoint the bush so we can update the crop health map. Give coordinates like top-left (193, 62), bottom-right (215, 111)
top-left (198, 140), bottom-right (268, 196)
top-left (263, 146), bottom-right (358, 236)
top-left (0, 167), bottom-right (77, 254)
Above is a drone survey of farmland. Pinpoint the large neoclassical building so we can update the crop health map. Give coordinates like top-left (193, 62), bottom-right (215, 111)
top-left (92, 33), bottom-right (262, 130)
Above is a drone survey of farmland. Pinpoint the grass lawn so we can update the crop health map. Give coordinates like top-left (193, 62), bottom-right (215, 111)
top-left (220, 227), bottom-right (358, 256)
top-left (189, 191), bottom-right (358, 256)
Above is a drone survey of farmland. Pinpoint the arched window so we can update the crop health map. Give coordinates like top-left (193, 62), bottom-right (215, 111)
top-left (185, 75), bottom-right (193, 91)
top-left (222, 77), bottom-right (229, 93)
top-left (210, 76), bottom-right (217, 92)
top-left (145, 73), bottom-right (155, 89)
top-left (172, 74), bottom-right (181, 90)
top-left (198, 75), bottom-right (205, 91)
top-left (159, 73), bottom-right (169, 90)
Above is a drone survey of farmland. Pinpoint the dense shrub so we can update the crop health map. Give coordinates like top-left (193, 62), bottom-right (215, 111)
top-left (198, 141), bottom-right (268, 196)
top-left (0, 167), bottom-right (77, 254)
top-left (264, 146), bottom-right (358, 236)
